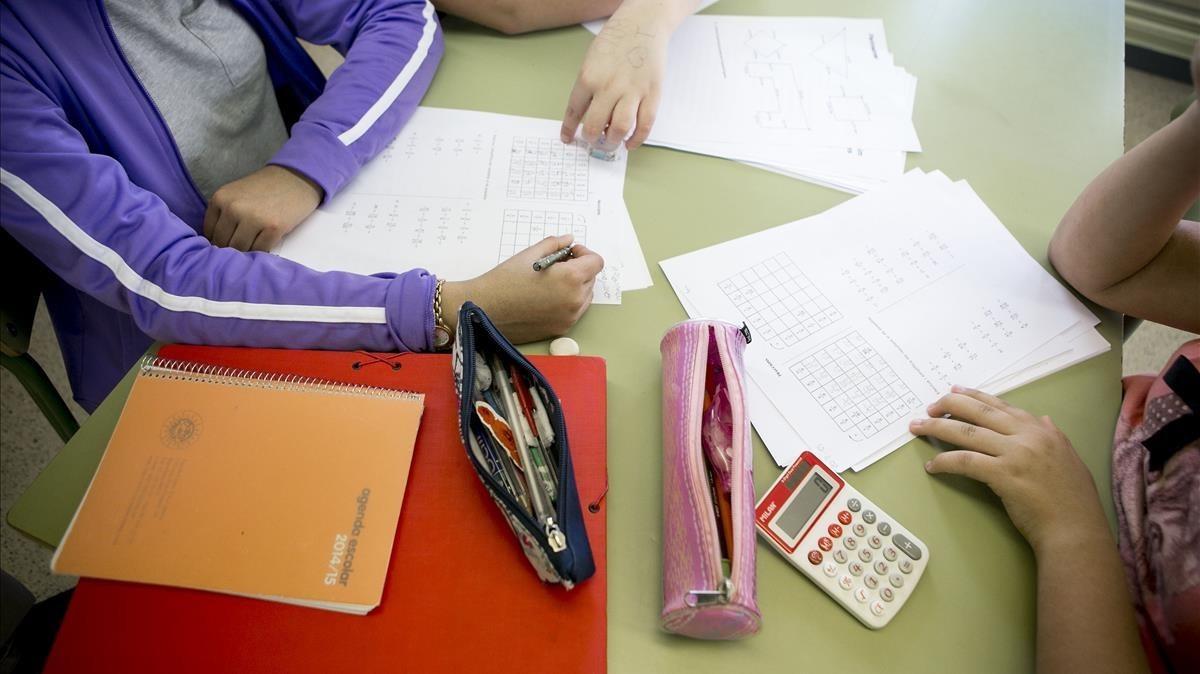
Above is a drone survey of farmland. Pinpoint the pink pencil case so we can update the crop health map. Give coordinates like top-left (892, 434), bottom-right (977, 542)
top-left (660, 320), bottom-right (761, 640)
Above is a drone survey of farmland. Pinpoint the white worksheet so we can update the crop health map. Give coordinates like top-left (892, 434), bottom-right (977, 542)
top-left (650, 17), bottom-right (921, 152)
top-left (275, 107), bottom-right (647, 304)
top-left (662, 170), bottom-right (1100, 471)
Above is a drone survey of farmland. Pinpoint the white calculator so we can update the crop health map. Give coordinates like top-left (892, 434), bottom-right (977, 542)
top-left (755, 451), bottom-right (929, 629)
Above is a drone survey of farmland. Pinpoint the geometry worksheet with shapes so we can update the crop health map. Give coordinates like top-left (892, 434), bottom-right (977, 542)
top-left (274, 107), bottom-right (633, 304)
top-left (651, 16), bottom-right (921, 152)
top-left (660, 170), bottom-right (1099, 471)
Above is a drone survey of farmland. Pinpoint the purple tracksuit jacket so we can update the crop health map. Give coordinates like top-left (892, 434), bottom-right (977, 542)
top-left (0, 0), bottom-right (444, 411)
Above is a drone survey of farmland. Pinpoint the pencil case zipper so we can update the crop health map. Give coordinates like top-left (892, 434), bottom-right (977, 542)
top-left (687, 325), bottom-right (745, 608)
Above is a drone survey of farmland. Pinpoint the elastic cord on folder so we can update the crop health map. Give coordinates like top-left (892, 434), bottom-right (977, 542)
top-left (352, 351), bottom-right (404, 371)
top-left (588, 479), bottom-right (608, 513)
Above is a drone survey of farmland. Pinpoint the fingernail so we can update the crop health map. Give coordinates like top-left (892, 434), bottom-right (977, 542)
top-left (951, 384), bottom-right (966, 393)
top-left (924, 461), bottom-right (933, 472)
top-left (926, 403), bottom-right (936, 414)
top-left (909, 418), bottom-right (924, 430)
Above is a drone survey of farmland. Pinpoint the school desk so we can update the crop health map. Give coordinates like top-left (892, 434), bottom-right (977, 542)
top-left (8, 1), bottom-right (1124, 671)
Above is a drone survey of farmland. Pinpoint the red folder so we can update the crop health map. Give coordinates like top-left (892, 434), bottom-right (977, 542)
top-left (45, 346), bottom-right (607, 674)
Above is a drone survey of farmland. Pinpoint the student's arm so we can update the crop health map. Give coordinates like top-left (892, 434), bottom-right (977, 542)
top-left (0, 68), bottom-right (434, 353)
top-left (561, 0), bottom-right (699, 151)
top-left (207, 0), bottom-right (444, 252)
top-left (910, 388), bottom-right (1149, 674)
top-left (432, 0), bottom-right (622, 35)
top-left (1047, 44), bottom-right (1200, 332)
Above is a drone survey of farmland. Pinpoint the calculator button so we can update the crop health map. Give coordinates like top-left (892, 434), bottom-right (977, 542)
top-left (868, 535), bottom-right (882, 549)
top-left (808, 550), bottom-right (823, 565)
top-left (880, 587), bottom-right (896, 602)
top-left (877, 522), bottom-right (892, 536)
top-left (847, 498), bottom-right (861, 512)
top-left (883, 547), bottom-right (898, 562)
top-left (828, 524), bottom-right (843, 538)
top-left (870, 600), bottom-right (886, 617)
top-left (843, 537), bottom-right (858, 550)
top-left (889, 573), bottom-right (904, 588)
top-left (899, 558), bottom-right (914, 574)
top-left (848, 561), bottom-right (864, 576)
top-left (864, 574), bottom-right (879, 589)
top-left (854, 587), bottom-right (870, 604)
top-left (838, 511), bottom-right (853, 525)
top-left (823, 561), bottom-right (838, 577)
top-left (818, 536), bottom-right (833, 552)
top-left (862, 510), bottom-right (877, 524)
top-left (874, 560), bottom-right (888, 576)
top-left (892, 533), bottom-right (923, 560)
top-left (833, 549), bottom-right (848, 564)
top-left (858, 548), bottom-right (873, 563)
top-left (838, 575), bottom-right (854, 591)
top-left (853, 523), bottom-right (867, 537)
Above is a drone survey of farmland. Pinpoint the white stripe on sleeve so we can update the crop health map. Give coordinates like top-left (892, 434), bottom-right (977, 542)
top-left (0, 168), bottom-right (388, 325)
top-left (337, 1), bottom-right (438, 146)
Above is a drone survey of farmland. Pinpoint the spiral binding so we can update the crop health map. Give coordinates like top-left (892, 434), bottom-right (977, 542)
top-left (137, 356), bottom-right (423, 401)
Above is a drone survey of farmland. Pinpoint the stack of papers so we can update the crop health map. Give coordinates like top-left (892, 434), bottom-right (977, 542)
top-left (586, 13), bottom-right (918, 194)
top-left (661, 170), bottom-right (1109, 472)
top-left (276, 107), bottom-right (651, 304)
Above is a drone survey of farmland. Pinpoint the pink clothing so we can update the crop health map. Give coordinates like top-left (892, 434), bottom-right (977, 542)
top-left (1113, 339), bottom-right (1200, 674)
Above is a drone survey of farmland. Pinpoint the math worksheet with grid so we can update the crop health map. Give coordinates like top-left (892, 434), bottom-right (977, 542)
top-left (274, 107), bottom-right (634, 304)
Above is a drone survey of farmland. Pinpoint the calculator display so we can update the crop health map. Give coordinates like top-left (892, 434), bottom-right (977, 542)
top-left (776, 474), bottom-right (833, 538)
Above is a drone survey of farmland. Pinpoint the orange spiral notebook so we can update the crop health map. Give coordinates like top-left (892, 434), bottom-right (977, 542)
top-left (50, 355), bottom-right (425, 615)
top-left (45, 345), bottom-right (607, 674)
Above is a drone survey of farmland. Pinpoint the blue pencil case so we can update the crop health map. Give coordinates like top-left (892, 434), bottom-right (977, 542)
top-left (451, 302), bottom-right (596, 588)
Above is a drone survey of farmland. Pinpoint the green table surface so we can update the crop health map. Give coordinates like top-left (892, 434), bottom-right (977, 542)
top-left (8, 1), bottom-right (1125, 671)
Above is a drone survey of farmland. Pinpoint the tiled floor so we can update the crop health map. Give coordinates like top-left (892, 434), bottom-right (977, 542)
top-left (1, 67), bottom-right (1196, 601)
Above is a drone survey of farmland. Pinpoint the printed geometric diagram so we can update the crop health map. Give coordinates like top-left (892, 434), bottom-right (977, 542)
top-left (717, 253), bottom-right (842, 349)
top-left (497, 210), bottom-right (586, 263)
top-left (830, 95), bottom-right (870, 121)
top-left (809, 28), bottom-right (849, 78)
top-left (507, 137), bottom-right (590, 201)
top-left (789, 332), bottom-right (922, 442)
top-left (745, 29), bottom-right (787, 60)
top-left (745, 62), bottom-right (809, 130)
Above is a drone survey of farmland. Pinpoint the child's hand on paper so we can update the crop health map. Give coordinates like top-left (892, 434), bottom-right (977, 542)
top-left (441, 234), bottom-right (603, 343)
top-left (909, 386), bottom-right (1108, 555)
top-left (561, 0), bottom-right (685, 152)
top-left (205, 166), bottom-right (323, 252)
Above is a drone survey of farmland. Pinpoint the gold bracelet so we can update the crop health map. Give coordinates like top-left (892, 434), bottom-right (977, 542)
top-left (432, 278), bottom-right (452, 351)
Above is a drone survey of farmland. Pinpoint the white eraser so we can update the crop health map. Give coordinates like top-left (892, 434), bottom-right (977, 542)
top-left (549, 337), bottom-right (580, 356)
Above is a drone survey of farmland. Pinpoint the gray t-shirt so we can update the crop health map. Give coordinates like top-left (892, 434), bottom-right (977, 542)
top-left (105, 0), bottom-right (289, 200)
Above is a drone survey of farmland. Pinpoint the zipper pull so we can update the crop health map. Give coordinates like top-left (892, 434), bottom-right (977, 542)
top-left (545, 518), bottom-right (567, 552)
top-left (686, 577), bottom-right (733, 607)
top-left (739, 322), bottom-right (752, 344)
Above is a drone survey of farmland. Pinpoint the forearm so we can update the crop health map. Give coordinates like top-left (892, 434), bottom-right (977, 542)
top-left (272, 0), bottom-right (443, 201)
top-left (433, 0), bottom-right (622, 34)
top-left (1049, 103), bottom-right (1200, 295)
top-left (1034, 524), bottom-right (1148, 674)
top-left (608, 0), bottom-right (699, 33)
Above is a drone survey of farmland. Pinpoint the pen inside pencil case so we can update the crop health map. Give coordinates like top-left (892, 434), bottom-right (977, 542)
top-left (471, 347), bottom-right (562, 519)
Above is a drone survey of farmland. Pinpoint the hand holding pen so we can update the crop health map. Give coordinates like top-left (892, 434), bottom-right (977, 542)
top-left (438, 234), bottom-right (604, 343)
